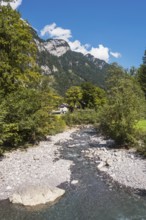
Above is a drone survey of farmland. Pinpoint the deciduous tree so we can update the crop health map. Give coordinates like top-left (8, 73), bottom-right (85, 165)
top-left (0, 5), bottom-right (40, 94)
top-left (65, 86), bottom-right (83, 112)
top-left (100, 73), bottom-right (145, 145)
top-left (81, 82), bottom-right (106, 110)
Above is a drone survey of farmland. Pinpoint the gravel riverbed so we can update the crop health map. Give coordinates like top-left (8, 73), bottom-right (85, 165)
top-left (85, 132), bottom-right (146, 191)
top-left (0, 126), bottom-right (146, 202)
top-left (0, 128), bottom-right (78, 201)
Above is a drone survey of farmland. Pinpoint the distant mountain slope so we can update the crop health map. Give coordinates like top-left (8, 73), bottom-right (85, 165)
top-left (32, 29), bottom-right (110, 95)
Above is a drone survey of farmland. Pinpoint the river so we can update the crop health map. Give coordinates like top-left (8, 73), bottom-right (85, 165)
top-left (0, 127), bottom-right (146, 220)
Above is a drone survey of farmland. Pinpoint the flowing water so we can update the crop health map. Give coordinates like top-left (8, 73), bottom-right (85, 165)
top-left (0, 127), bottom-right (146, 220)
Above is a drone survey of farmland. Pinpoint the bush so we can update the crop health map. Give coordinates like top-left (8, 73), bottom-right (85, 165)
top-left (47, 115), bottom-right (66, 135)
top-left (0, 88), bottom-right (63, 148)
top-left (136, 131), bottom-right (146, 156)
top-left (99, 76), bottom-right (145, 146)
top-left (63, 109), bottom-right (99, 126)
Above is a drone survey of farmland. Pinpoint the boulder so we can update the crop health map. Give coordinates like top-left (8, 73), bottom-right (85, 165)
top-left (9, 186), bottom-right (65, 206)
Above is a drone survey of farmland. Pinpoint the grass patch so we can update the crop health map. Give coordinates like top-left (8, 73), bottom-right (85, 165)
top-left (135, 120), bottom-right (146, 157)
top-left (136, 120), bottom-right (146, 132)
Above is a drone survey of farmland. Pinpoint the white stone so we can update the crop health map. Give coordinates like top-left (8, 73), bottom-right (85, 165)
top-left (99, 167), bottom-right (108, 172)
top-left (6, 186), bottom-right (12, 190)
top-left (9, 186), bottom-right (65, 206)
top-left (97, 161), bottom-right (106, 169)
top-left (106, 158), bottom-right (113, 166)
top-left (71, 180), bottom-right (79, 185)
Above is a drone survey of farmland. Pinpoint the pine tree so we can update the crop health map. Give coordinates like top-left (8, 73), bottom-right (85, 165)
top-left (143, 50), bottom-right (146, 65)
top-left (137, 65), bottom-right (146, 97)
top-left (137, 51), bottom-right (146, 97)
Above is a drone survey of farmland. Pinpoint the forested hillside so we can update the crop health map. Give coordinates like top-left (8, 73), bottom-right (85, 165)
top-left (32, 29), bottom-right (110, 95)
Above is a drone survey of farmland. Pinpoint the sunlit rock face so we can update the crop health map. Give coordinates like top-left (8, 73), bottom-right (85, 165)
top-left (44, 39), bottom-right (70, 57)
top-left (35, 38), bottom-right (70, 57)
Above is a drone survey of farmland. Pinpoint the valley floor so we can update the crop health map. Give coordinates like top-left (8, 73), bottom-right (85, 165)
top-left (0, 126), bottom-right (146, 202)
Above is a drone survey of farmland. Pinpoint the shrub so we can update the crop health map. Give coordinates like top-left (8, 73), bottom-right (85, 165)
top-left (136, 131), bottom-right (146, 156)
top-left (63, 109), bottom-right (99, 126)
top-left (47, 115), bottom-right (66, 135)
top-left (99, 75), bottom-right (145, 146)
top-left (0, 88), bottom-right (62, 148)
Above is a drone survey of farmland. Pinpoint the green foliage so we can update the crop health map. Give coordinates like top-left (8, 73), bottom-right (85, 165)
top-left (136, 120), bottom-right (146, 132)
top-left (63, 109), bottom-right (99, 126)
top-left (105, 63), bottom-right (127, 90)
top-left (137, 64), bottom-right (146, 97)
top-left (65, 83), bottom-right (106, 112)
top-left (135, 131), bottom-right (146, 157)
top-left (135, 120), bottom-right (146, 156)
top-left (128, 66), bottom-right (137, 76)
top-left (36, 44), bottom-right (110, 95)
top-left (142, 50), bottom-right (146, 65)
top-left (0, 0), bottom-right (13, 4)
top-left (0, 6), bottom-right (65, 150)
top-left (81, 82), bottom-right (106, 110)
top-left (65, 86), bottom-right (83, 112)
top-left (100, 69), bottom-right (145, 146)
top-left (0, 88), bottom-right (59, 147)
top-left (47, 115), bottom-right (66, 135)
top-left (0, 5), bottom-right (40, 94)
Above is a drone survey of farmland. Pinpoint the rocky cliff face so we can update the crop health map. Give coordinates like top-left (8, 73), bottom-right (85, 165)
top-left (85, 54), bottom-right (107, 69)
top-left (32, 29), bottom-right (110, 94)
top-left (35, 38), bottom-right (70, 57)
top-left (44, 39), bottom-right (70, 57)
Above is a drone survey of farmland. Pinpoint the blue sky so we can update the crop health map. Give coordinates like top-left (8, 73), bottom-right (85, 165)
top-left (10, 0), bottom-right (146, 69)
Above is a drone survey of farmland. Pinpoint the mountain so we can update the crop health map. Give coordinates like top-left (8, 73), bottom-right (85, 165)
top-left (32, 29), bottom-right (110, 95)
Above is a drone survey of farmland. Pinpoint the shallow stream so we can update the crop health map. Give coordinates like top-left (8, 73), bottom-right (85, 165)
top-left (0, 127), bottom-right (146, 220)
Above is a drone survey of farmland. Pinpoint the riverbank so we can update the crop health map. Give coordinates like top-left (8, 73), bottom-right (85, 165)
top-left (84, 132), bottom-right (146, 192)
top-left (0, 127), bottom-right (79, 201)
top-left (0, 126), bottom-right (146, 202)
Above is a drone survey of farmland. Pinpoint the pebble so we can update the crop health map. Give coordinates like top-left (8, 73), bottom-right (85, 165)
top-left (0, 128), bottom-right (78, 201)
top-left (1, 126), bottom-right (146, 202)
top-left (85, 145), bottom-right (146, 190)
top-left (71, 180), bottom-right (79, 185)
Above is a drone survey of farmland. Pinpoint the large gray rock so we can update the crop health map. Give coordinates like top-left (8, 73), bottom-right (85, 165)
top-left (9, 186), bottom-right (65, 206)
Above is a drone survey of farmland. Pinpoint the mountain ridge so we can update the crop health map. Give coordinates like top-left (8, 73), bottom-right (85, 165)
top-left (32, 28), bottom-right (111, 94)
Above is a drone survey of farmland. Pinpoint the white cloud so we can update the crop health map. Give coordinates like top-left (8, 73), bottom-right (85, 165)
top-left (69, 41), bottom-right (110, 62)
top-left (110, 51), bottom-right (121, 58)
top-left (40, 23), bottom-right (121, 63)
top-left (1, 0), bottom-right (22, 9)
top-left (90, 45), bottom-right (110, 62)
top-left (69, 40), bottom-right (88, 54)
top-left (40, 23), bottom-right (72, 41)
